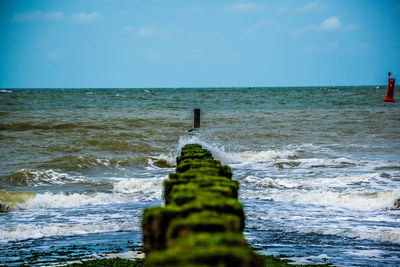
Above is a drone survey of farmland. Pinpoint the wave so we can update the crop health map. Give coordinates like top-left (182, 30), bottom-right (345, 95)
top-left (40, 156), bottom-right (133, 171)
top-left (177, 135), bottom-right (295, 165)
top-left (0, 177), bottom-right (165, 212)
top-left (292, 222), bottom-right (400, 244)
top-left (2, 169), bottom-right (86, 186)
top-left (112, 177), bottom-right (165, 200)
top-left (0, 90), bottom-right (12, 93)
top-left (0, 191), bottom-right (36, 212)
top-left (241, 184), bottom-right (400, 211)
top-left (147, 154), bottom-right (176, 168)
top-left (241, 173), bottom-right (383, 190)
top-left (0, 221), bottom-right (139, 243)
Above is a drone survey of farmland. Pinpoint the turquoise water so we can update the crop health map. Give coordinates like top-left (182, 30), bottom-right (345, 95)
top-left (1, 87), bottom-right (400, 266)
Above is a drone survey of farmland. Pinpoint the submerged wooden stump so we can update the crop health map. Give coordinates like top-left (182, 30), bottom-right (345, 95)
top-left (142, 144), bottom-right (263, 267)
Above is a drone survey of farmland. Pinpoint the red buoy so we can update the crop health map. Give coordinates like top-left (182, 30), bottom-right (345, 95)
top-left (384, 77), bottom-right (396, 102)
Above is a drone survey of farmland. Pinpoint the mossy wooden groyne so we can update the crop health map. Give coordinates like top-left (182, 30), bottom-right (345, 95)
top-left (142, 144), bottom-right (263, 267)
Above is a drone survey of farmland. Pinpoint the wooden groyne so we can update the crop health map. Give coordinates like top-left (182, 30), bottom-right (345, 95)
top-left (142, 144), bottom-right (263, 267)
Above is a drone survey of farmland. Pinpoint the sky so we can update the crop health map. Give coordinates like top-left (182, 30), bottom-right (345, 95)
top-left (1, 0), bottom-right (399, 88)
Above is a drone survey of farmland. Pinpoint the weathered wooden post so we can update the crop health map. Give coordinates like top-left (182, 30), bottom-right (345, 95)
top-left (194, 108), bottom-right (200, 129)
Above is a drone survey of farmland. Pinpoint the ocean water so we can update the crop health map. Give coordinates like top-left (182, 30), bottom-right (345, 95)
top-left (1, 87), bottom-right (399, 266)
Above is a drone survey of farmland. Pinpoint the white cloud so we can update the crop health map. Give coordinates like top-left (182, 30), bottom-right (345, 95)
top-left (71, 12), bottom-right (102, 24)
top-left (228, 3), bottom-right (265, 12)
top-left (295, 2), bottom-right (324, 13)
top-left (12, 11), bottom-right (64, 22)
top-left (318, 17), bottom-right (359, 32)
top-left (319, 16), bottom-right (341, 31)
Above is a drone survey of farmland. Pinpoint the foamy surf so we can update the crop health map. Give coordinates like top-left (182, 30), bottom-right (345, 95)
top-left (0, 177), bottom-right (165, 212)
top-left (112, 177), bottom-right (165, 200)
top-left (242, 173), bottom-right (385, 190)
top-left (292, 221), bottom-right (400, 244)
top-left (177, 135), bottom-right (296, 165)
top-left (241, 184), bottom-right (400, 211)
top-left (0, 221), bottom-right (139, 243)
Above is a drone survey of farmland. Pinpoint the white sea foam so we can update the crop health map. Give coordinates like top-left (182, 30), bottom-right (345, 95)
top-left (292, 223), bottom-right (400, 244)
top-left (113, 177), bottom-right (165, 200)
top-left (105, 250), bottom-right (145, 259)
top-left (20, 192), bottom-right (122, 210)
top-left (0, 221), bottom-right (139, 242)
top-left (0, 89), bottom-right (12, 93)
top-left (2, 177), bottom-right (165, 212)
top-left (242, 173), bottom-right (381, 189)
top-left (241, 174), bottom-right (400, 211)
top-left (242, 188), bottom-right (400, 211)
top-left (177, 135), bottom-right (295, 165)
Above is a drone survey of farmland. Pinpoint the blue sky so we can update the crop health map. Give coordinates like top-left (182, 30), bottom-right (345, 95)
top-left (1, 0), bottom-right (399, 88)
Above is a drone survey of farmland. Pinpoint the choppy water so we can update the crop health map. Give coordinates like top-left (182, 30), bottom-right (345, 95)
top-left (1, 87), bottom-right (399, 266)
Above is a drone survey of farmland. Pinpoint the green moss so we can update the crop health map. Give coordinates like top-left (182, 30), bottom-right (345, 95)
top-left (142, 144), bottom-right (260, 266)
top-left (177, 151), bottom-right (213, 165)
top-left (164, 177), bottom-right (238, 205)
top-left (167, 211), bottom-right (242, 241)
top-left (172, 232), bottom-right (247, 247)
top-left (66, 258), bottom-right (144, 267)
top-left (176, 159), bottom-right (222, 173)
top-left (142, 206), bottom-right (183, 252)
top-left (261, 255), bottom-right (333, 267)
top-left (165, 183), bottom-right (198, 205)
top-left (145, 243), bottom-right (264, 267)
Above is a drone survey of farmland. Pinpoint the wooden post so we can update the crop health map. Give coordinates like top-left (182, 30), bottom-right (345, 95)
top-left (194, 109), bottom-right (200, 129)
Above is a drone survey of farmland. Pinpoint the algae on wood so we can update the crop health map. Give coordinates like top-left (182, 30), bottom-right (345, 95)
top-left (142, 144), bottom-right (263, 267)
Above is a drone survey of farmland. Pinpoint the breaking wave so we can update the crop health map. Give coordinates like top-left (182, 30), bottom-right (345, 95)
top-left (0, 177), bottom-right (165, 212)
top-left (241, 175), bottom-right (400, 211)
top-left (0, 221), bottom-right (139, 243)
top-left (177, 135), bottom-right (295, 165)
top-left (0, 191), bottom-right (36, 212)
top-left (112, 177), bottom-right (165, 200)
top-left (241, 173), bottom-right (384, 190)
top-left (147, 154), bottom-right (176, 168)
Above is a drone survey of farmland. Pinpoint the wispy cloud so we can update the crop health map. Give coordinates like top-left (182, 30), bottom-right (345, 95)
top-left (12, 11), bottom-right (64, 22)
top-left (319, 17), bottom-right (359, 32)
top-left (319, 16), bottom-right (341, 31)
top-left (228, 2), bottom-right (266, 12)
top-left (294, 2), bottom-right (324, 13)
top-left (292, 16), bottom-right (359, 38)
top-left (71, 12), bottom-right (102, 24)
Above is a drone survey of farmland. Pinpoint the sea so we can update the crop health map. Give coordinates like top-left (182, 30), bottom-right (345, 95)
top-left (1, 87), bottom-right (399, 266)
